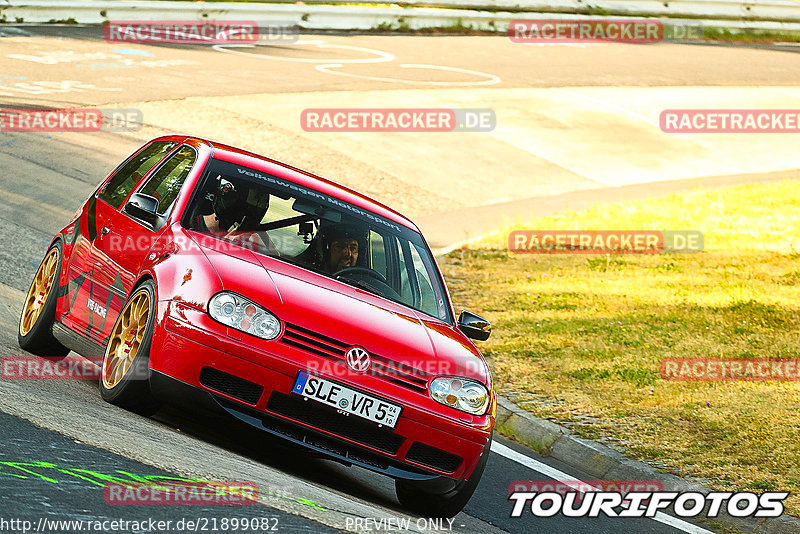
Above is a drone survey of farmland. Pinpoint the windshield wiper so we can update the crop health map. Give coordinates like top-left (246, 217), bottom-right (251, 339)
top-left (335, 277), bottom-right (384, 298)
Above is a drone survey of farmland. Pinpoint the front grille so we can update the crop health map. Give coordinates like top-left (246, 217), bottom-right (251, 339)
top-left (406, 442), bottom-right (463, 473)
top-left (305, 432), bottom-right (348, 457)
top-left (260, 415), bottom-right (390, 470)
top-left (261, 416), bottom-right (305, 442)
top-left (280, 322), bottom-right (431, 394)
top-left (281, 323), bottom-right (346, 361)
top-left (369, 355), bottom-right (429, 393)
top-left (199, 367), bottom-right (264, 405)
top-left (266, 391), bottom-right (405, 454)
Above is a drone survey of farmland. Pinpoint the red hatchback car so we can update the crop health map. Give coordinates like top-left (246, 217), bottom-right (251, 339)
top-left (18, 135), bottom-right (495, 517)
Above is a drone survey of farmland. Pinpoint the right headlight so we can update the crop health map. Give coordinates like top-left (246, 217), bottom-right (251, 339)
top-left (208, 292), bottom-right (281, 340)
top-left (430, 377), bottom-right (490, 415)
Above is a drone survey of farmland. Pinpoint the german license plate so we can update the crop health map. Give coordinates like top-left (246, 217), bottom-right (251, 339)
top-left (292, 372), bottom-right (402, 428)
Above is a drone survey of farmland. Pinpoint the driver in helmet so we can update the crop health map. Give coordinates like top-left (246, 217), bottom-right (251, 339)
top-left (193, 176), bottom-right (277, 255)
top-left (193, 177), bottom-right (240, 233)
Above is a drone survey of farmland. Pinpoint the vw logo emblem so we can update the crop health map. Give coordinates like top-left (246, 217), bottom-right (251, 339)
top-left (345, 347), bottom-right (371, 373)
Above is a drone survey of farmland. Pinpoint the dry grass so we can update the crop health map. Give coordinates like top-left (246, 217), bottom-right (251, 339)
top-left (440, 180), bottom-right (800, 515)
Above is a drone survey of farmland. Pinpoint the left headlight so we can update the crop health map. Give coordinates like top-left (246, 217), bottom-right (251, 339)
top-left (430, 377), bottom-right (490, 416)
top-left (208, 292), bottom-right (281, 340)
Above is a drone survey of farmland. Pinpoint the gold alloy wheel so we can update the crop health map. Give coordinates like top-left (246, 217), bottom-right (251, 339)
top-left (102, 289), bottom-right (150, 390)
top-left (19, 248), bottom-right (59, 336)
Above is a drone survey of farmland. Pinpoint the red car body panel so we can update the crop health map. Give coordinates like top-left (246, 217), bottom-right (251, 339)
top-left (48, 135), bottom-right (495, 485)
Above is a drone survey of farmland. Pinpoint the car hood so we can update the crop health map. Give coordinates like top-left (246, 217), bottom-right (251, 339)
top-left (192, 236), bottom-right (489, 384)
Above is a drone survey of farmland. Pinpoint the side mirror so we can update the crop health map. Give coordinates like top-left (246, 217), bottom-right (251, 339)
top-left (458, 310), bottom-right (491, 341)
top-left (125, 193), bottom-right (159, 225)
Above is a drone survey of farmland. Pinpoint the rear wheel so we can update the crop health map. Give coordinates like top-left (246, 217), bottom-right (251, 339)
top-left (18, 241), bottom-right (70, 358)
top-left (99, 280), bottom-right (161, 416)
top-left (396, 434), bottom-right (492, 518)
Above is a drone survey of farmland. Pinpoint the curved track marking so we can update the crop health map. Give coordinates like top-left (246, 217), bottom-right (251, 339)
top-left (315, 63), bottom-right (501, 86)
top-left (215, 39), bottom-right (500, 86)
top-left (213, 41), bottom-right (394, 64)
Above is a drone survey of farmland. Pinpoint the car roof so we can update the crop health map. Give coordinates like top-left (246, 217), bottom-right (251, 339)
top-left (161, 135), bottom-right (420, 233)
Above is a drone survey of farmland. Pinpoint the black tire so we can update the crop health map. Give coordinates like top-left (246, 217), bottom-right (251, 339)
top-left (18, 241), bottom-right (70, 359)
top-left (99, 280), bottom-right (161, 416)
top-left (396, 433), bottom-right (492, 518)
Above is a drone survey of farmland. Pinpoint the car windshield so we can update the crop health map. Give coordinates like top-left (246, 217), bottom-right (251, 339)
top-left (183, 158), bottom-right (452, 322)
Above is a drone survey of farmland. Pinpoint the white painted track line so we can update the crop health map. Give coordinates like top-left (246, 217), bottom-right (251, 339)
top-left (491, 441), bottom-right (715, 534)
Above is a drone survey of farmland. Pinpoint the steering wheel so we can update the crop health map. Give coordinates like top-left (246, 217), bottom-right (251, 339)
top-left (334, 266), bottom-right (403, 301)
top-left (334, 266), bottom-right (388, 285)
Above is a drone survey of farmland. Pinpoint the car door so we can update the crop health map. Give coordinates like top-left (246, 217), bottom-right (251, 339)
top-left (76, 140), bottom-right (179, 343)
top-left (91, 144), bottom-right (197, 345)
top-left (59, 193), bottom-right (100, 337)
top-left (60, 140), bottom-right (178, 339)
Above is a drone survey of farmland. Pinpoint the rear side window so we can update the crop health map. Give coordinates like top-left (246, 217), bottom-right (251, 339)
top-left (138, 145), bottom-right (197, 215)
top-left (98, 141), bottom-right (177, 208)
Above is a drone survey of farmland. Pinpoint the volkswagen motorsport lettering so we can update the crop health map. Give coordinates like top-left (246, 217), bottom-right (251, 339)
top-left (234, 166), bottom-right (404, 232)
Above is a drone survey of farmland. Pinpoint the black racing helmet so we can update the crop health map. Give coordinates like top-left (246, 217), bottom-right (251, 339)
top-left (210, 177), bottom-right (270, 231)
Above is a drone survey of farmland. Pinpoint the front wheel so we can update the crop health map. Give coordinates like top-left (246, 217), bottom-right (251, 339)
top-left (18, 241), bottom-right (70, 358)
top-left (396, 434), bottom-right (492, 518)
top-left (99, 280), bottom-right (161, 416)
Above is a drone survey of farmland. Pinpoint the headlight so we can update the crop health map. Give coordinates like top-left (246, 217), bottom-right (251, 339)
top-left (208, 292), bottom-right (281, 340)
top-left (430, 377), bottom-right (490, 415)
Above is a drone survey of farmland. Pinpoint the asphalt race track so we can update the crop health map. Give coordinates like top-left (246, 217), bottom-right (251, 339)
top-left (2, 24), bottom-right (800, 533)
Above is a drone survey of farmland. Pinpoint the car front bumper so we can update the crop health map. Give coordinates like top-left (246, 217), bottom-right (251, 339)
top-left (149, 301), bottom-right (493, 486)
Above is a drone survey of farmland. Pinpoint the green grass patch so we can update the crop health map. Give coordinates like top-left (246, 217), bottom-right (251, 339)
top-left (441, 179), bottom-right (800, 515)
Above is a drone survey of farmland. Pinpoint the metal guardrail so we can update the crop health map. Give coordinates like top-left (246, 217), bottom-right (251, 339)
top-left (292, 0), bottom-right (800, 22)
top-left (3, 0), bottom-right (800, 31)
